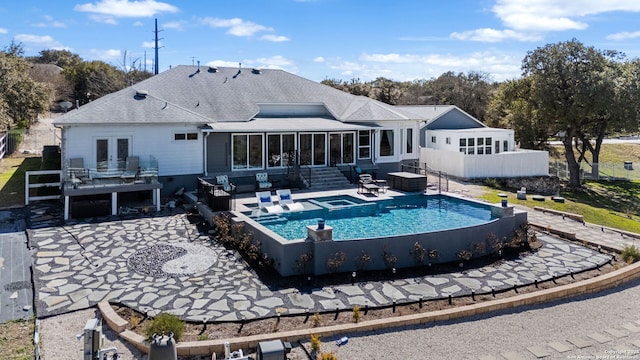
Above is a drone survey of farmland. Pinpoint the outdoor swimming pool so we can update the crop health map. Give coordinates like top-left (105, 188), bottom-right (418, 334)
top-left (249, 194), bottom-right (496, 241)
top-left (239, 192), bottom-right (526, 276)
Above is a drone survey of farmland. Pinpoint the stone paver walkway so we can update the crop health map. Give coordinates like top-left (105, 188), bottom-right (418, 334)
top-left (30, 209), bottom-right (611, 322)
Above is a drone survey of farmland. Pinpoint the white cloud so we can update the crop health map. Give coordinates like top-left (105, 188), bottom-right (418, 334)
top-left (74, 0), bottom-right (179, 18)
top-left (206, 60), bottom-right (242, 68)
top-left (0, 28), bottom-right (7, 34)
top-left (328, 51), bottom-right (521, 82)
top-left (14, 34), bottom-right (65, 49)
top-left (253, 55), bottom-right (292, 67)
top-left (200, 17), bottom-right (288, 43)
top-left (205, 56), bottom-right (297, 74)
top-left (89, 14), bottom-right (119, 25)
top-left (88, 48), bottom-right (122, 62)
top-left (606, 31), bottom-right (640, 41)
top-left (450, 28), bottom-right (541, 42)
top-left (493, 0), bottom-right (640, 31)
top-left (454, 0), bottom-right (640, 43)
top-left (32, 15), bottom-right (66, 28)
top-left (133, 21), bottom-right (144, 27)
top-left (163, 21), bottom-right (186, 31)
top-left (200, 17), bottom-right (272, 37)
top-left (260, 34), bottom-right (290, 42)
top-left (142, 41), bottom-right (163, 48)
top-left (314, 57), bottom-right (325, 63)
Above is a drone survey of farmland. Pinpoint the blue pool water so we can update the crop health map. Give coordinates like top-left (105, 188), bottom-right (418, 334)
top-left (248, 194), bottom-right (496, 241)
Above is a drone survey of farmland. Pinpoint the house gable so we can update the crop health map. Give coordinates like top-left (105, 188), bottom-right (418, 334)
top-left (425, 108), bottom-right (486, 130)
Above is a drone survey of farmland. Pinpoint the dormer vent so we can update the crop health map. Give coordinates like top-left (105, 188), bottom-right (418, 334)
top-left (135, 90), bottom-right (148, 99)
top-left (208, 66), bottom-right (218, 73)
top-left (252, 68), bottom-right (262, 74)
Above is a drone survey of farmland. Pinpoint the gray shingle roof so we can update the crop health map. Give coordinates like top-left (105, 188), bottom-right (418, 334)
top-left (54, 65), bottom-right (419, 126)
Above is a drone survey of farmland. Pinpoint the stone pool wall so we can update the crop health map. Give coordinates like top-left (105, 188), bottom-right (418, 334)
top-left (241, 203), bottom-right (528, 277)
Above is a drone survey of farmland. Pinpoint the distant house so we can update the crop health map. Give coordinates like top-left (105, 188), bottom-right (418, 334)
top-left (399, 105), bottom-right (549, 179)
top-left (53, 65), bottom-right (422, 219)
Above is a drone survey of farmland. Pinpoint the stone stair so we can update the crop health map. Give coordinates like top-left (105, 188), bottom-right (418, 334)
top-left (303, 167), bottom-right (354, 191)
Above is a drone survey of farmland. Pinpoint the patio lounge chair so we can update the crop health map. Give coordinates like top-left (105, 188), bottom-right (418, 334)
top-left (276, 189), bottom-right (305, 211)
top-left (68, 158), bottom-right (89, 186)
top-left (216, 175), bottom-right (236, 193)
top-left (358, 174), bottom-right (379, 196)
top-left (255, 172), bottom-right (272, 190)
top-left (256, 191), bottom-right (283, 213)
top-left (120, 156), bottom-right (139, 182)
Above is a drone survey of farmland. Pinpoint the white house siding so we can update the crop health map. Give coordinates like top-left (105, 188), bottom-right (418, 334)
top-left (373, 121), bottom-right (420, 164)
top-left (420, 148), bottom-right (549, 178)
top-left (62, 124), bottom-right (203, 176)
top-left (426, 129), bottom-right (514, 153)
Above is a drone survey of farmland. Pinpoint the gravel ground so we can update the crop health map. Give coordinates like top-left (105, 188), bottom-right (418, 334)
top-left (39, 308), bottom-right (147, 360)
top-left (39, 279), bottom-right (640, 360)
top-left (292, 278), bottom-right (640, 360)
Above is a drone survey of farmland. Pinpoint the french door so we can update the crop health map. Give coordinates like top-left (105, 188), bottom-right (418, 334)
top-left (329, 132), bottom-right (355, 165)
top-left (95, 137), bottom-right (131, 171)
top-left (299, 133), bottom-right (326, 166)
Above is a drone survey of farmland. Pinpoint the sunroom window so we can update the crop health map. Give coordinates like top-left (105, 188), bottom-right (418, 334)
top-left (232, 134), bottom-right (263, 170)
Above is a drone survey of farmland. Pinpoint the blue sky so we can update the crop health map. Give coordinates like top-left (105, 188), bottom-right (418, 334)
top-left (2, 0), bottom-right (640, 82)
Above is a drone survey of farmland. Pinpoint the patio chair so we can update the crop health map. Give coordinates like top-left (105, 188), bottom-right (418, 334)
top-left (255, 172), bottom-right (272, 190)
top-left (276, 189), bottom-right (305, 211)
top-left (216, 175), bottom-right (236, 193)
top-left (120, 156), bottom-right (139, 182)
top-left (68, 158), bottom-right (89, 186)
top-left (256, 191), bottom-right (283, 213)
top-left (358, 174), bottom-right (380, 196)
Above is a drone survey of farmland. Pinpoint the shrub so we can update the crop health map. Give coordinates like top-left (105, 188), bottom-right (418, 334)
top-left (352, 305), bottom-right (361, 323)
top-left (312, 312), bottom-right (321, 327)
top-left (484, 178), bottom-right (498, 188)
top-left (326, 251), bottom-right (346, 273)
top-left (198, 334), bottom-right (209, 341)
top-left (411, 242), bottom-right (427, 265)
top-left (356, 250), bottom-right (371, 270)
top-left (621, 245), bottom-right (640, 264)
top-left (383, 247), bottom-right (397, 269)
top-left (144, 312), bottom-right (185, 342)
top-left (320, 353), bottom-right (337, 360)
top-left (129, 315), bottom-right (142, 329)
top-left (310, 334), bottom-right (321, 352)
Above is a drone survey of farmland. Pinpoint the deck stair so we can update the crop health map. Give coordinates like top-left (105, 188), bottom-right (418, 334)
top-left (304, 167), bottom-right (354, 192)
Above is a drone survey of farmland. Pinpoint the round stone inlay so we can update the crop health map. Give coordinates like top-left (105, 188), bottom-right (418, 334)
top-left (128, 243), bottom-right (217, 278)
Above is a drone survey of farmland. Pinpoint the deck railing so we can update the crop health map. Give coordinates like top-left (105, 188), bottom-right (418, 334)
top-left (63, 155), bottom-right (159, 191)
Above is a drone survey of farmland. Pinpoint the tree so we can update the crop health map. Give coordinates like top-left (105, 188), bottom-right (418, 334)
top-left (63, 61), bottom-right (125, 105)
top-left (431, 71), bottom-right (495, 121)
top-left (0, 43), bottom-right (50, 129)
top-left (370, 77), bottom-right (401, 105)
top-left (486, 77), bottom-right (551, 150)
top-left (28, 49), bottom-right (82, 69)
top-left (521, 39), bottom-right (619, 188)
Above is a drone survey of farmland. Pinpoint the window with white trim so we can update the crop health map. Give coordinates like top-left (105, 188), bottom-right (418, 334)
top-left (232, 133), bottom-right (263, 170)
top-left (406, 128), bottom-right (413, 154)
top-left (358, 130), bottom-right (371, 159)
top-left (379, 129), bottom-right (394, 157)
top-left (174, 132), bottom-right (198, 141)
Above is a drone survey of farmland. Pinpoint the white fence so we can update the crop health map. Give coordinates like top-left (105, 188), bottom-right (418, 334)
top-left (25, 170), bottom-right (62, 205)
top-left (550, 161), bottom-right (639, 181)
top-left (0, 132), bottom-right (6, 160)
top-left (420, 148), bottom-right (549, 178)
top-left (0, 128), bottom-right (60, 160)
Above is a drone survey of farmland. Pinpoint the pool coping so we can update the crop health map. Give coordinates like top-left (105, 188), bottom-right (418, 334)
top-left (98, 255), bottom-right (640, 357)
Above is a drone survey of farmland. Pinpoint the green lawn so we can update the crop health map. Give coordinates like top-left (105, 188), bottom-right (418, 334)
top-left (480, 180), bottom-right (640, 234)
top-left (0, 157), bottom-right (42, 208)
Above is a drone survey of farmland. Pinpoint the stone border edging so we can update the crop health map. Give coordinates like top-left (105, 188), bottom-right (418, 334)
top-left (98, 261), bottom-right (640, 357)
top-left (533, 206), bottom-right (584, 223)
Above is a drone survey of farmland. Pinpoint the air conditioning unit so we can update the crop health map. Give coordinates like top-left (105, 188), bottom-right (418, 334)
top-left (80, 319), bottom-right (103, 360)
top-left (256, 340), bottom-right (292, 360)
